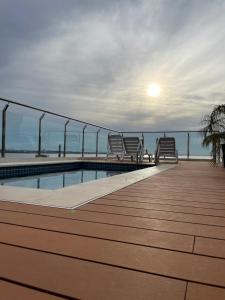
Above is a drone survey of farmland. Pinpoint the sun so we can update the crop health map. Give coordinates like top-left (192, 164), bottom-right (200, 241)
top-left (147, 83), bottom-right (161, 97)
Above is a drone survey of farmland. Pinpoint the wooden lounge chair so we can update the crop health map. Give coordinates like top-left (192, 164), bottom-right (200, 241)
top-left (123, 137), bottom-right (144, 163)
top-left (107, 134), bottom-right (125, 160)
top-left (155, 137), bottom-right (178, 165)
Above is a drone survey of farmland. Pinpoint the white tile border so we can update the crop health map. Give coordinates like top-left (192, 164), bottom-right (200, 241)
top-left (0, 158), bottom-right (81, 167)
top-left (0, 164), bottom-right (176, 209)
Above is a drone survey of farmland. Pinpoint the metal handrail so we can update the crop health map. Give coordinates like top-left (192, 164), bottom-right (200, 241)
top-left (0, 97), bottom-right (214, 134)
top-left (122, 130), bottom-right (209, 133)
top-left (0, 97), bottom-right (120, 133)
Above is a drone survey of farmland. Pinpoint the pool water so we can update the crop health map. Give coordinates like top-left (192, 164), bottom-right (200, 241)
top-left (0, 169), bottom-right (124, 190)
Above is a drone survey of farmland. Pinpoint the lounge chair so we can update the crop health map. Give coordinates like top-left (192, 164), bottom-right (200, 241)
top-left (155, 137), bottom-right (178, 165)
top-left (107, 134), bottom-right (125, 160)
top-left (123, 137), bottom-right (144, 163)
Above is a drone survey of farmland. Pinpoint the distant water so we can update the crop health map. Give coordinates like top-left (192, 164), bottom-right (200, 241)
top-left (4, 153), bottom-right (211, 160)
top-left (4, 153), bottom-right (105, 158)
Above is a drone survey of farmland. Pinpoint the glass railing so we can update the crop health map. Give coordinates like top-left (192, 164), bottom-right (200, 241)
top-left (0, 97), bottom-right (214, 159)
top-left (0, 97), bottom-right (119, 158)
top-left (122, 131), bottom-right (212, 160)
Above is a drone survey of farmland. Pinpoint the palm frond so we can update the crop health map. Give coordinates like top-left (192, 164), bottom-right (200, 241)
top-left (202, 132), bottom-right (222, 147)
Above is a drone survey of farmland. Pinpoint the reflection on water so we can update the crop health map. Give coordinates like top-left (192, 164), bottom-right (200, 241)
top-left (0, 169), bottom-right (124, 190)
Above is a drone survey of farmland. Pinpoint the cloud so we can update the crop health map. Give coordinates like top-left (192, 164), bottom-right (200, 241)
top-left (0, 0), bottom-right (225, 131)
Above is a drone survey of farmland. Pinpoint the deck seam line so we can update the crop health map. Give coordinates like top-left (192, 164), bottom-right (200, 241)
top-left (113, 194), bottom-right (225, 205)
top-left (119, 188), bottom-right (225, 196)
top-left (119, 192), bottom-right (225, 199)
top-left (76, 208), bottom-right (225, 228)
top-left (0, 222), bottom-right (195, 254)
top-left (0, 277), bottom-right (78, 300)
top-left (115, 190), bottom-right (225, 196)
top-left (91, 202), bottom-right (225, 218)
top-left (0, 232), bottom-right (224, 260)
top-left (184, 282), bottom-right (188, 300)
top-left (108, 193), bottom-right (225, 205)
top-left (99, 197), bottom-right (225, 211)
top-left (121, 185), bottom-right (225, 191)
top-left (1, 207), bottom-right (216, 234)
top-left (192, 236), bottom-right (196, 253)
top-left (3, 212), bottom-right (225, 241)
top-left (0, 218), bottom-right (195, 238)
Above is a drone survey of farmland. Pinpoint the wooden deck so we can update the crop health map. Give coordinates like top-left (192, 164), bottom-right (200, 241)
top-left (0, 161), bottom-right (225, 299)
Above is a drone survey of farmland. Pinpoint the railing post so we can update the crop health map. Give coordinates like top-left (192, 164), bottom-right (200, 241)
top-left (107, 131), bottom-right (111, 156)
top-left (82, 125), bottom-right (87, 158)
top-left (142, 133), bottom-right (144, 147)
top-left (187, 132), bottom-right (190, 159)
top-left (96, 129), bottom-right (101, 157)
top-left (37, 178), bottom-right (40, 189)
top-left (37, 113), bottom-right (45, 156)
top-left (58, 144), bottom-right (61, 157)
top-left (63, 174), bottom-right (65, 188)
top-left (1, 103), bottom-right (9, 158)
top-left (63, 120), bottom-right (69, 157)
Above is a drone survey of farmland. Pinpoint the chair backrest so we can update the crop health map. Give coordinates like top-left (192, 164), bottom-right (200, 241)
top-left (158, 137), bottom-right (176, 156)
top-left (108, 134), bottom-right (125, 154)
top-left (123, 137), bottom-right (142, 156)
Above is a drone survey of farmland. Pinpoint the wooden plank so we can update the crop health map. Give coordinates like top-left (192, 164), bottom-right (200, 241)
top-left (0, 201), bottom-right (70, 217)
top-left (2, 204), bottom-right (225, 240)
top-left (0, 224), bottom-right (224, 287)
top-left (93, 198), bottom-right (225, 217)
top-left (194, 237), bottom-right (225, 258)
top-left (0, 243), bottom-right (186, 300)
top-left (0, 214), bottom-right (194, 252)
top-left (186, 283), bottom-right (225, 300)
top-left (112, 191), bottom-right (225, 204)
top-left (78, 203), bottom-right (225, 227)
top-left (70, 210), bottom-right (225, 240)
top-left (102, 195), bottom-right (225, 210)
top-left (0, 280), bottom-right (63, 300)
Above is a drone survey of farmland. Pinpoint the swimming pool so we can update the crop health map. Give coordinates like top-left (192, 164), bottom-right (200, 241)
top-left (0, 161), bottom-right (152, 190)
top-left (0, 169), bottom-right (125, 190)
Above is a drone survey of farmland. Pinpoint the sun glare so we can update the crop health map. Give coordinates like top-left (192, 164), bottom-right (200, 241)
top-left (147, 83), bottom-right (161, 97)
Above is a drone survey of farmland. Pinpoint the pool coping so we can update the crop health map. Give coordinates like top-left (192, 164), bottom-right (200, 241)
top-left (0, 163), bottom-right (175, 209)
top-left (0, 157), bottom-right (154, 167)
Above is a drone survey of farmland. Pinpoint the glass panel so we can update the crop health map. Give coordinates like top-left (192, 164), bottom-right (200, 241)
top-left (41, 115), bottom-right (65, 156)
top-left (66, 122), bottom-right (83, 156)
top-left (5, 105), bottom-right (40, 158)
top-left (189, 132), bottom-right (211, 158)
top-left (98, 130), bottom-right (108, 156)
top-left (0, 104), bottom-right (3, 153)
top-left (142, 133), bottom-right (163, 155)
top-left (169, 132), bottom-right (187, 158)
top-left (143, 131), bottom-right (212, 159)
top-left (84, 125), bottom-right (97, 156)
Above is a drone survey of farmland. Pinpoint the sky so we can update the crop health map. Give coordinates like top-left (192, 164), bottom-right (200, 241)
top-left (0, 0), bottom-right (225, 131)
